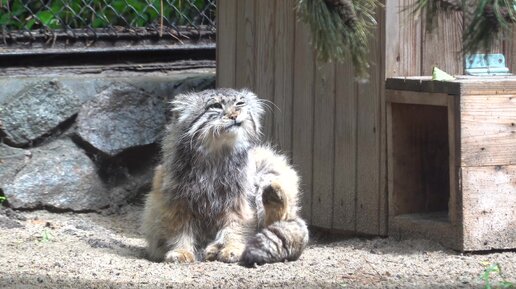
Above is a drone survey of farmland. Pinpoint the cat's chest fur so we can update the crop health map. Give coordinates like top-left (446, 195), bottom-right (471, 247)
top-left (168, 144), bottom-right (253, 220)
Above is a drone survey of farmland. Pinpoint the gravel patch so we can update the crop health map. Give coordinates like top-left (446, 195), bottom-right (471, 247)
top-left (0, 206), bottom-right (514, 289)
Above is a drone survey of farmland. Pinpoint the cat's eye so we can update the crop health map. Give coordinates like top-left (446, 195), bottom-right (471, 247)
top-left (207, 102), bottom-right (223, 110)
top-left (235, 101), bottom-right (245, 106)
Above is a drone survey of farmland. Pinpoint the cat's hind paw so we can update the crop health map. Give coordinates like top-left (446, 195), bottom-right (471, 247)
top-left (263, 180), bottom-right (288, 225)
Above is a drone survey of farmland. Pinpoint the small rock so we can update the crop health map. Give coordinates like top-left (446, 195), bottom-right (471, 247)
top-left (0, 215), bottom-right (23, 229)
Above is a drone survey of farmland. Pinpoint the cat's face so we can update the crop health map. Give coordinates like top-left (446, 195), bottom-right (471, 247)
top-left (171, 89), bottom-right (264, 152)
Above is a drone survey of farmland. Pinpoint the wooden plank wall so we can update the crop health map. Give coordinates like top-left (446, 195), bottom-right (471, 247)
top-left (217, 0), bottom-right (386, 235)
top-left (216, 0), bottom-right (516, 235)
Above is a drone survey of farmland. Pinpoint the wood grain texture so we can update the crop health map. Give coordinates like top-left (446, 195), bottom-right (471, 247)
top-left (421, 10), bottom-right (463, 75)
top-left (216, 0), bottom-right (237, 88)
top-left (386, 90), bottom-right (450, 106)
top-left (397, 0), bottom-right (421, 76)
top-left (254, 0), bottom-right (275, 142)
top-left (356, 21), bottom-right (382, 235)
top-left (460, 94), bottom-right (516, 166)
top-left (378, 1), bottom-right (388, 236)
top-left (332, 62), bottom-right (357, 232)
top-left (384, 0), bottom-right (400, 77)
top-left (462, 165), bottom-right (516, 251)
top-left (311, 61), bottom-right (336, 228)
top-left (292, 21), bottom-right (315, 223)
top-left (235, 0), bottom-right (256, 90)
top-left (272, 0), bottom-right (295, 154)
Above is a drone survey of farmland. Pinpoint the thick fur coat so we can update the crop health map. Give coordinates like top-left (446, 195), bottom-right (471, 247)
top-left (141, 88), bottom-right (308, 266)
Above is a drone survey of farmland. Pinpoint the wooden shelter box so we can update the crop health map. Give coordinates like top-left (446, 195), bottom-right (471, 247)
top-left (386, 76), bottom-right (516, 251)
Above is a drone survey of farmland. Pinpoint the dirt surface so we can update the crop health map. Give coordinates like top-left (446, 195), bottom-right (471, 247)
top-left (0, 206), bottom-right (514, 289)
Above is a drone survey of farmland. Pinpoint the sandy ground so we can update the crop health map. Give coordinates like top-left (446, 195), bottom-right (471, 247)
top-left (0, 206), bottom-right (514, 289)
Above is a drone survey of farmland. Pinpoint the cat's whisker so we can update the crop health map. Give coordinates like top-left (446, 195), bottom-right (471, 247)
top-left (257, 99), bottom-right (279, 113)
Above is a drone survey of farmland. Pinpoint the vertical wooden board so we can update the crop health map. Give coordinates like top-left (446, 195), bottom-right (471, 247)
top-left (421, 11), bottom-right (463, 75)
top-left (272, 0), bottom-right (295, 154)
top-left (507, 27), bottom-right (516, 72)
top-left (377, 1), bottom-right (388, 236)
top-left (311, 62), bottom-right (336, 228)
top-left (235, 0), bottom-right (255, 90)
top-left (254, 0), bottom-right (275, 141)
top-left (216, 0), bottom-right (237, 88)
top-left (355, 25), bottom-right (381, 235)
top-left (292, 21), bottom-right (315, 223)
top-left (332, 62), bottom-right (357, 232)
top-left (384, 0), bottom-right (401, 77)
top-left (462, 165), bottom-right (516, 251)
top-left (396, 0), bottom-right (422, 76)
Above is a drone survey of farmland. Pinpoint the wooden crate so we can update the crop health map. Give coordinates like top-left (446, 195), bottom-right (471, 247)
top-left (386, 76), bottom-right (516, 251)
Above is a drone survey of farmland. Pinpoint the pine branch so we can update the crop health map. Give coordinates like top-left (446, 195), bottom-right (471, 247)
top-left (463, 0), bottom-right (516, 54)
top-left (297, 0), bottom-right (380, 79)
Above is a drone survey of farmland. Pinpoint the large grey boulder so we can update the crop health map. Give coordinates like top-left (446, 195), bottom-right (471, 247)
top-left (2, 139), bottom-right (109, 211)
top-left (0, 80), bottom-right (81, 146)
top-left (76, 82), bottom-right (166, 156)
top-left (0, 144), bottom-right (30, 188)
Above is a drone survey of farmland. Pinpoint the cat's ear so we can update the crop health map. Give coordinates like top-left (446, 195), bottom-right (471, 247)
top-left (170, 93), bottom-right (189, 112)
top-left (241, 89), bottom-right (265, 117)
top-left (169, 93), bottom-right (192, 121)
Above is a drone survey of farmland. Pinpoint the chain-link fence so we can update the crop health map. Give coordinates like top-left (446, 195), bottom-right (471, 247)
top-left (0, 0), bottom-right (216, 47)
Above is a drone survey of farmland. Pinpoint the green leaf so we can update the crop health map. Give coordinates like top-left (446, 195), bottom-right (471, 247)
top-left (36, 11), bottom-right (55, 26)
top-left (0, 13), bottom-right (12, 26)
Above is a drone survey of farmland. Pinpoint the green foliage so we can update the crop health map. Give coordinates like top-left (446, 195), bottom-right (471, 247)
top-left (0, 196), bottom-right (6, 203)
top-left (409, 0), bottom-right (516, 55)
top-left (297, 0), bottom-right (381, 79)
top-left (481, 263), bottom-right (515, 289)
top-left (39, 229), bottom-right (53, 243)
top-left (0, 0), bottom-right (213, 30)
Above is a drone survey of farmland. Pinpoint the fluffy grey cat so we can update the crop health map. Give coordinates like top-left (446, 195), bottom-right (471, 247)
top-left (141, 88), bottom-right (308, 266)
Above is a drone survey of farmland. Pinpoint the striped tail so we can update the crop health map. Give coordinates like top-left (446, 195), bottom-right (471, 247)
top-left (241, 218), bottom-right (309, 267)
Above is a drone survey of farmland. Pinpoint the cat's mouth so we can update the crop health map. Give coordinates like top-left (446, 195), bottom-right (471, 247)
top-left (225, 120), bottom-right (242, 130)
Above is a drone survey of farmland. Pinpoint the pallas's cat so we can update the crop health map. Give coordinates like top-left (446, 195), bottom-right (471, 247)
top-left (142, 89), bottom-right (308, 266)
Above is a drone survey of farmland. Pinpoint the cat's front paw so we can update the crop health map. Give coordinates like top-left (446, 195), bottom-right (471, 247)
top-left (217, 243), bottom-right (245, 263)
top-left (164, 249), bottom-right (196, 263)
top-left (204, 243), bottom-right (222, 261)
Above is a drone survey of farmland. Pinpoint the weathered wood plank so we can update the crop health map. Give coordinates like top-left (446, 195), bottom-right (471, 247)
top-left (311, 62), bottom-right (336, 228)
top-left (384, 0), bottom-right (400, 77)
top-left (332, 62), bottom-right (357, 232)
top-left (254, 0), bottom-right (275, 141)
top-left (398, 0), bottom-right (422, 76)
top-left (462, 165), bottom-right (516, 251)
top-left (421, 10), bottom-right (463, 75)
top-left (216, 0), bottom-right (237, 88)
top-left (377, 1), bottom-right (388, 236)
top-left (356, 22), bottom-right (382, 235)
top-left (272, 0), bottom-right (295, 153)
top-left (292, 21), bottom-right (315, 223)
top-left (460, 94), bottom-right (516, 166)
top-left (386, 90), bottom-right (450, 106)
top-left (235, 0), bottom-right (256, 90)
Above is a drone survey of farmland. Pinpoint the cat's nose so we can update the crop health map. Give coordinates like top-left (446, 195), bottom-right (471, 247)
top-left (228, 110), bottom-right (240, 120)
